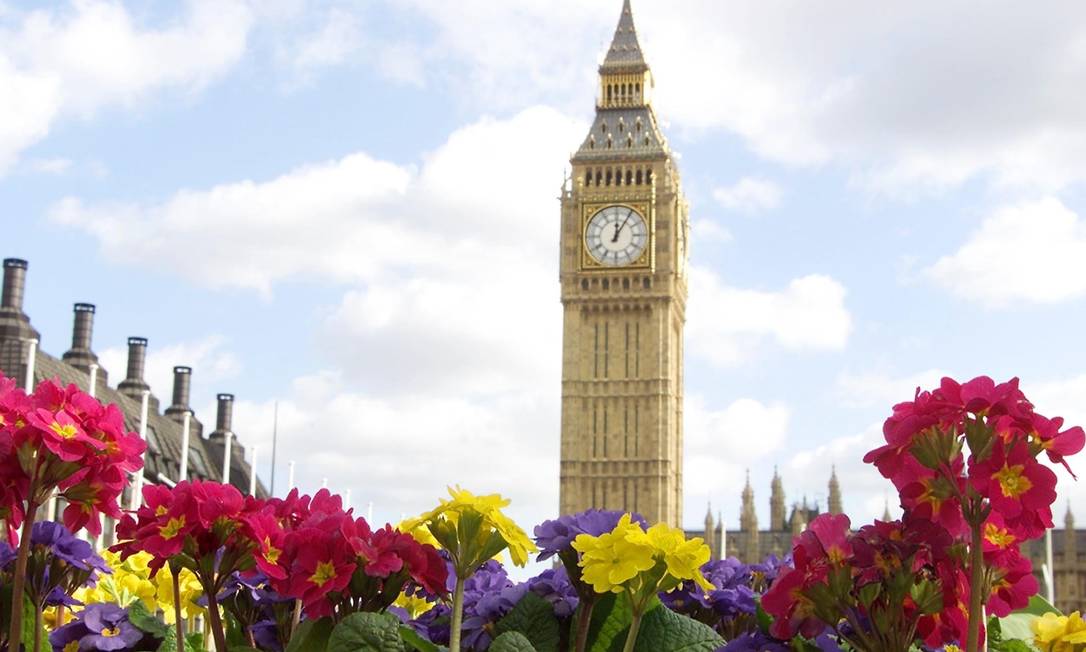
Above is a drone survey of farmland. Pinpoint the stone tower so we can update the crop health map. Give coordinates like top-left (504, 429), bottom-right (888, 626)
top-left (828, 466), bottom-right (843, 515)
top-left (770, 466), bottom-right (785, 531)
top-left (740, 473), bottom-right (759, 561)
top-left (558, 0), bottom-right (689, 527)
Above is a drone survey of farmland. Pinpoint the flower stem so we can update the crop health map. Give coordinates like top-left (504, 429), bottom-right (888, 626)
top-left (33, 604), bottom-right (42, 652)
top-left (290, 599), bottom-right (302, 638)
top-left (449, 575), bottom-right (466, 652)
top-left (966, 518), bottom-right (985, 652)
top-left (573, 597), bottom-right (596, 652)
top-left (621, 608), bottom-right (643, 652)
top-left (6, 499), bottom-right (38, 652)
top-left (173, 571), bottom-right (184, 652)
top-left (205, 586), bottom-right (228, 652)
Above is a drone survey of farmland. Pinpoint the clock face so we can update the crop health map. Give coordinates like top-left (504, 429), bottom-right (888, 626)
top-left (585, 205), bottom-right (648, 266)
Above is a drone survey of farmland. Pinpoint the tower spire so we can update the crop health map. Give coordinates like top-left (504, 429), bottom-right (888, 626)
top-left (601, 0), bottom-right (647, 73)
top-left (828, 465), bottom-right (843, 515)
top-left (770, 465), bottom-right (785, 531)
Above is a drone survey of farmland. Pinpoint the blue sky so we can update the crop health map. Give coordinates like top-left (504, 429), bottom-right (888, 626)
top-left (4, 0), bottom-right (1086, 548)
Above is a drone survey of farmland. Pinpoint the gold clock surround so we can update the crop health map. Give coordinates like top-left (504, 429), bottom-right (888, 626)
top-left (580, 201), bottom-right (654, 271)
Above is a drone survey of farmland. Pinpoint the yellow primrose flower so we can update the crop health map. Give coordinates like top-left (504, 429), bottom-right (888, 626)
top-left (395, 592), bottom-right (436, 619)
top-left (154, 565), bottom-right (206, 623)
top-left (1033, 611), bottom-right (1086, 652)
top-left (573, 514), bottom-right (657, 594)
top-left (405, 486), bottom-right (537, 567)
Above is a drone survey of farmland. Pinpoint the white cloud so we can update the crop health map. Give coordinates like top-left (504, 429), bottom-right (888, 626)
top-left (687, 266), bottom-right (852, 367)
top-left (927, 198), bottom-right (1086, 307)
top-left (200, 370), bottom-right (559, 566)
top-left (53, 107), bottom-right (584, 394)
top-left (835, 368), bottom-right (951, 408)
top-left (0, 0), bottom-right (252, 173)
top-left (712, 177), bottom-right (782, 214)
top-left (692, 219), bottom-right (732, 244)
top-left (28, 157), bottom-right (71, 174)
top-left (683, 395), bottom-right (790, 520)
top-left (280, 7), bottom-right (360, 80)
top-left (98, 334), bottom-right (240, 403)
top-left (781, 424), bottom-right (897, 525)
top-left (376, 1), bottom-right (1086, 193)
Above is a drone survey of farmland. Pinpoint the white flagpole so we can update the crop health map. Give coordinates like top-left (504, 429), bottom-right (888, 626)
top-left (222, 431), bottom-right (233, 484)
top-left (367, 501), bottom-right (374, 523)
top-left (1046, 527), bottom-right (1055, 604)
top-left (344, 489), bottom-right (351, 510)
top-left (179, 411), bottom-right (191, 482)
top-left (87, 364), bottom-right (98, 398)
top-left (24, 338), bottom-right (37, 391)
top-left (321, 478), bottom-right (328, 489)
top-left (249, 446), bottom-right (258, 496)
top-left (130, 391), bottom-right (151, 511)
top-left (287, 460), bottom-right (296, 491)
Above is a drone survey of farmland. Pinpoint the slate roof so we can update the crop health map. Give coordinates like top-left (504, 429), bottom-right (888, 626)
top-left (572, 107), bottom-right (669, 162)
top-left (600, 0), bottom-right (648, 73)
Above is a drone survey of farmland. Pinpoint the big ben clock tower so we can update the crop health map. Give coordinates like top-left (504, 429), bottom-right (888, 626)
top-left (559, 0), bottom-right (689, 527)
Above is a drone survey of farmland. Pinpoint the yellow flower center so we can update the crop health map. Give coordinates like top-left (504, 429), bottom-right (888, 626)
top-left (309, 560), bottom-right (336, 587)
top-left (102, 626), bottom-right (121, 637)
top-left (64, 642), bottom-right (79, 652)
top-left (155, 505), bottom-right (168, 517)
top-left (993, 463), bottom-right (1033, 498)
top-left (264, 538), bottom-right (281, 564)
top-left (826, 545), bottom-right (848, 564)
top-left (159, 516), bottom-right (186, 540)
top-left (984, 523), bottom-right (1016, 548)
top-left (50, 421), bottom-right (78, 439)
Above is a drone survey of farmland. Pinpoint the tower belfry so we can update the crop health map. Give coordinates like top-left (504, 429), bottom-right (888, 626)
top-left (558, 0), bottom-right (689, 527)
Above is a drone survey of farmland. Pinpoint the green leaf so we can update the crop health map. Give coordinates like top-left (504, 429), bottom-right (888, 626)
top-left (286, 617), bottom-right (335, 652)
top-left (128, 600), bottom-right (170, 638)
top-left (495, 591), bottom-right (561, 652)
top-left (585, 593), bottom-right (632, 652)
top-left (327, 611), bottom-right (406, 652)
top-left (997, 594), bottom-right (1061, 650)
top-left (228, 647), bottom-right (263, 652)
top-left (628, 606), bottom-right (724, 652)
top-left (398, 625), bottom-right (446, 652)
top-left (186, 632), bottom-right (207, 652)
top-left (490, 631), bottom-right (539, 652)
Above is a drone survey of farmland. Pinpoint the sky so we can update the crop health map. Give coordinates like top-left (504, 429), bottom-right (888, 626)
top-left (4, 0), bottom-right (1086, 553)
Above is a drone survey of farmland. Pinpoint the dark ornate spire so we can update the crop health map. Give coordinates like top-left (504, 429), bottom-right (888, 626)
top-left (600, 0), bottom-right (648, 73)
top-left (740, 470), bottom-right (757, 533)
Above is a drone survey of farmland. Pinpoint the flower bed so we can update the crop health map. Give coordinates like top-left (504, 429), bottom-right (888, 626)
top-left (0, 373), bottom-right (1081, 652)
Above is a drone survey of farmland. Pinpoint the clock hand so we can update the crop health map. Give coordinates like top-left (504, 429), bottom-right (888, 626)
top-left (612, 208), bottom-right (634, 242)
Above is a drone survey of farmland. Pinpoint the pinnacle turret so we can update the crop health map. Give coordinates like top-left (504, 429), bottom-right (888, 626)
top-left (828, 465), bottom-right (843, 515)
top-left (770, 466), bottom-right (785, 531)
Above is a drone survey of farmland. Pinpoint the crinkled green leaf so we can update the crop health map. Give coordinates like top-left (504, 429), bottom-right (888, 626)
top-left (286, 617), bottom-right (335, 652)
top-left (628, 605), bottom-right (724, 652)
top-left (128, 600), bottom-right (170, 637)
top-left (327, 611), bottom-right (405, 652)
top-left (495, 591), bottom-right (560, 652)
top-left (490, 631), bottom-right (538, 652)
top-left (585, 593), bottom-right (631, 652)
top-left (398, 625), bottom-right (446, 652)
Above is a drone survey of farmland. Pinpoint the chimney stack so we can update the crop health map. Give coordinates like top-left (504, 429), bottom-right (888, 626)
top-left (216, 393), bottom-right (234, 432)
top-left (1, 258), bottom-right (28, 312)
top-left (0, 258), bottom-right (40, 382)
top-left (209, 392), bottom-right (243, 464)
top-left (118, 337), bottom-right (151, 402)
top-left (62, 304), bottom-right (106, 384)
top-left (165, 366), bottom-right (192, 422)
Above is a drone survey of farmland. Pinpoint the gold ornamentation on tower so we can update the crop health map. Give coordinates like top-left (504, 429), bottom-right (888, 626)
top-left (558, 0), bottom-right (689, 527)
